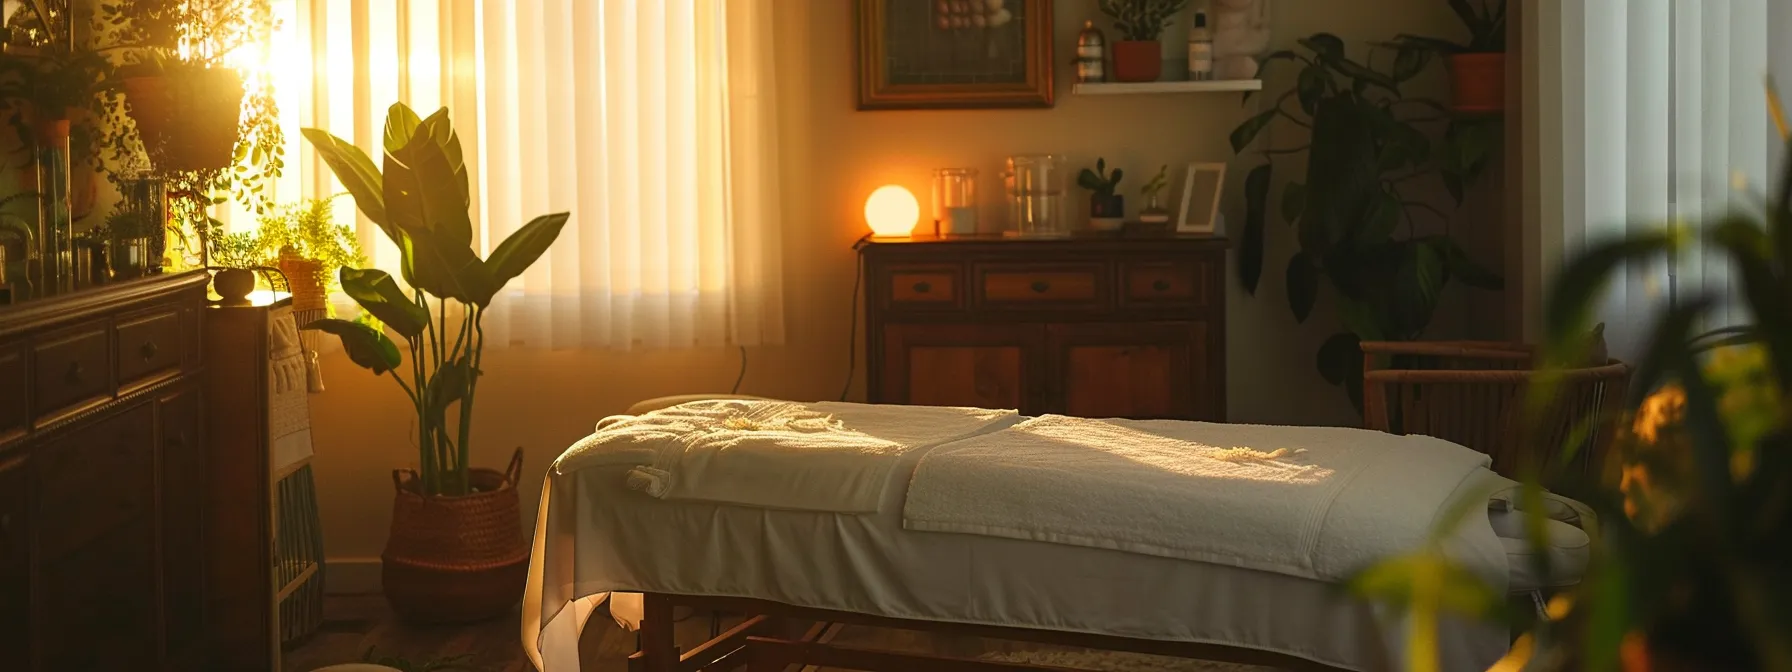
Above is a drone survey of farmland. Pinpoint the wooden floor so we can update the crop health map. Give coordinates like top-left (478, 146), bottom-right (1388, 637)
top-left (282, 595), bottom-right (1277, 672)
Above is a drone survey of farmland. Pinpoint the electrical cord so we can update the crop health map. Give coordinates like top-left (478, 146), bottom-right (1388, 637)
top-left (838, 237), bottom-right (869, 401)
top-left (730, 345), bottom-right (747, 394)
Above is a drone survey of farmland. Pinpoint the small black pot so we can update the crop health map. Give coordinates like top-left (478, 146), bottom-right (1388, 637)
top-left (1091, 194), bottom-right (1125, 218)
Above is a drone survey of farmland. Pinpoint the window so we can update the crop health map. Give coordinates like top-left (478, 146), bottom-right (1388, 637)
top-left (1526, 0), bottom-right (1787, 357)
top-left (226, 0), bottom-right (785, 349)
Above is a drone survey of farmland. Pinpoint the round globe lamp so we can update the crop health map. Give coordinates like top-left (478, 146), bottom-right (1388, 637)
top-left (864, 185), bottom-right (919, 237)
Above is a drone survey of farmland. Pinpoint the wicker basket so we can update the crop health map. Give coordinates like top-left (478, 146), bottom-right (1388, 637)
top-left (1361, 341), bottom-right (1632, 483)
top-left (381, 449), bottom-right (530, 624)
top-left (277, 253), bottom-right (329, 314)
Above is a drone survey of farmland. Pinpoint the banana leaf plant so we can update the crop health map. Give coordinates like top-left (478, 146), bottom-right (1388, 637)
top-left (1231, 33), bottom-right (1503, 410)
top-left (300, 103), bottom-right (569, 497)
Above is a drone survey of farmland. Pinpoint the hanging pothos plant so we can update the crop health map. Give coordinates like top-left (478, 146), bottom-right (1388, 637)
top-left (100, 0), bottom-right (285, 262)
top-left (1230, 33), bottom-right (1504, 410)
top-left (0, 1), bottom-right (134, 184)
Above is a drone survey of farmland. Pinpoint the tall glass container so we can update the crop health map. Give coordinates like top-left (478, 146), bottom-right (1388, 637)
top-left (932, 168), bottom-right (979, 236)
top-left (1003, 154), bottom-right (1068, 238)
top-left (33, 119), bottom-right (74, 296)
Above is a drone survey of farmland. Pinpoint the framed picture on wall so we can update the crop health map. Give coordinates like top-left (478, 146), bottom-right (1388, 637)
top-left (1177, 163), bottom-right (1226, 234)
top-left (855, 0), bottom-right (1054, 110)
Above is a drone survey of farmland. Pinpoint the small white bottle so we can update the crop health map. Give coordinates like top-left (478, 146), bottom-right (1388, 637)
top-left (1187, 11), bottom-right (1214, 81)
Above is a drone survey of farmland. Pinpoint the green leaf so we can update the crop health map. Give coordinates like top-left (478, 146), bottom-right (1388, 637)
top-left (384, 110), bottom-right (474, 248)
top-left (1391, 34), bottom-right (1468, 55)
top-left (382, 102), bottom-right (423, 155)
top-left (1336, 295), bottom-right (1385, 341)
top-left (1442, 170), bottom-right (1466, 205)
top-left (1543, 230), bottom-right (1679, 354)
top-left (1302, 97), bottom-right (1381, 257)
top-left (1432, 238), bottom-right (1503, 290)
top-left (302, 318), bottom-right (401, 375)
top-left (1300, 33), bottom-right (1346, 61)
top-left (1447, 0), bottom-right (1484, 33)
top-left (487, 212), bottom-right (571, 287)
top-left (1296, 64), bottom-right (1328, 115)
top-left (1286, 251), bottom-right (1319, 323)
top-left (1281, 182), bottom-right (1306, 224)
top-left (339, 267), bottom-right (429, 339)
top-left (1392, 47), bottom-right (1428, 82)
top-left (1360, 192), bottom-right (1401, 245)
top-left (1239, 163), bottom-right (1271, 294)
top-left (1407, 242), bottom-right (1445, 305)
top-left (1230, 108), bottom-right (1279, 154)
top-left (424, 355), bottom-right (472, 427)
top-left (400, 227), bottom-right (498, 306)
top-left (301, 128), bottom-right (392, 237)
top-left (1316, 332), bottom-right (1360, 385)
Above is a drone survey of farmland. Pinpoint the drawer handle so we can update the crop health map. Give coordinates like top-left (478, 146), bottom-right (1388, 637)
top-left (1030, 281), bottom-right (1050, 294)
top-left (1152, 279), bottom-right (1171, 292)
top-left (65, 361), bottom-right (84, 384)
top-left (912, 281), bottom-right (931, 294)
top-left (139, 341), bottom-right (160, 361)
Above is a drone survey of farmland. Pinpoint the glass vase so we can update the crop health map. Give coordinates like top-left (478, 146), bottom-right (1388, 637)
top-left (932, 168), bottom-right (980, 236)
top-left (33, 119), bottom-right (75, 296)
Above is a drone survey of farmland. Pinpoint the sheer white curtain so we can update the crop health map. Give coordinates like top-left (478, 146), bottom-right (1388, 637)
top-left (240, 0), bottom-right (785, 350)
top-left (1523, 0), bottom-right (1784, 358)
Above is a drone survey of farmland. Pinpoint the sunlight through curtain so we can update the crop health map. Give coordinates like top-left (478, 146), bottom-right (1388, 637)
top-left (1524, 0), bottom-right (1782, 358)
top-left (238, 0), bottom-right (786, 350)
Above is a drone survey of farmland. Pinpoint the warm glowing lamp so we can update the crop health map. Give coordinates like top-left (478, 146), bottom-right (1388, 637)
top-left (864, 185), bottom-right (920, 237)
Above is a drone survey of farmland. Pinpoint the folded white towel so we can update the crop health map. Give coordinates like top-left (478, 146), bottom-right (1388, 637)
top-left (903, 415), bottom-right (1502, 584)
top-left (557, 399), bottom-right (1020, 513)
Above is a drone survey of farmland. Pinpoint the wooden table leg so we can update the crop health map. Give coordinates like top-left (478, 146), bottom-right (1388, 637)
top-left (629, 593), bottom-right (679, 672)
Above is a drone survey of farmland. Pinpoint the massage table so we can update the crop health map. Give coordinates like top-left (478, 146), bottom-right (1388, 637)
top-left (523, 397), bottom-right (1594, 672)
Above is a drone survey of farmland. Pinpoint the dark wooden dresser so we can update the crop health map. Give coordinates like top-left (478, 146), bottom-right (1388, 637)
top-left (860, 235), bottom-right (1228, 420)
top-left (0, 272), bottom-right (210, 671)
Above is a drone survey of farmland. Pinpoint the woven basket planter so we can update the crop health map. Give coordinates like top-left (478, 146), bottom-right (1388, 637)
top-left (277, 253), bottom-right (328, 313)
top-left (381, 448), bottom-right (530, 624)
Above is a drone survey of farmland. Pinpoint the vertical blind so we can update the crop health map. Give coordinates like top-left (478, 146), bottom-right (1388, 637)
top-left (1528, 0), bottom-right (1783, 358)
top-left (228, 0), bottom-right (786, 350)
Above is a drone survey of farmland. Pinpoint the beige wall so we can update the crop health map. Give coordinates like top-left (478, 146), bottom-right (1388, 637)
top-left (308, 0), bottom-right (1471, 585)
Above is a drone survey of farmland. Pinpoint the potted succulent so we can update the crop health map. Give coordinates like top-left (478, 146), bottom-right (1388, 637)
top-left (1137, 164), bottom-right (1171, 224)
top-left (1077, 158), bottom-right (1125, 231)
top-left (1389, 0), bottom-right (1506, 113)
top-left (1097, 0), bottom-right (1189, 82)
top-left (301, 103), bottom-right (569, 623)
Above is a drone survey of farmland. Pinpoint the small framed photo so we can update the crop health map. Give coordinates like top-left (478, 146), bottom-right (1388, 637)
top-left (1177, 163), bottom-right (1227, 234)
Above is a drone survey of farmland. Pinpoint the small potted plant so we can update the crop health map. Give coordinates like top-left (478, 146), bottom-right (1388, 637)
top-left (1097, 0), bottom-right (1189, 82)
top-left (1137, 165), bottom-right (1171, 224)
top-left (101, 207), bottom-right (164, 279)
top-left (207, 224), bottom-right (269, 305)
top-left (1077, 158), bottom-right (1125, 231)
top-left (1390, 0), bottom-right (1506, 112)
top-left (255, 196), bottom-right (366, 313)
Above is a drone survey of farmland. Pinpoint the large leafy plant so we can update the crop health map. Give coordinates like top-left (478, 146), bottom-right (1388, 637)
top-left (301, 103), bottom-right (569, 497)
top-left (1230, 33), bottom-right (1502, 409)
top-left (1351, 84), bottom-right (1792, 672)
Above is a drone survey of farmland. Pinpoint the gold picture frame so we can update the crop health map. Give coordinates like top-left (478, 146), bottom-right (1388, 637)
top-left (856, 0), bottom-right (1055, 110)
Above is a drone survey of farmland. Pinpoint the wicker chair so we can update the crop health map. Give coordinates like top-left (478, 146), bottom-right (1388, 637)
top-left (1360, 341), bottom-right (1631, 482)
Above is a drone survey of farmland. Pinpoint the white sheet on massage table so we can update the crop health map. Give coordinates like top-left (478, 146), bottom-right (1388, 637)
top-left (523, 442), bottom-right (1513, 672)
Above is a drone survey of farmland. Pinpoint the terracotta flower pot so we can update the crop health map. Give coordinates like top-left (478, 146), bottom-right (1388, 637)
top-left (1449, 52), bottom-right (1506, 113)
top-left (381, 449), bottom-right (530, 624)
top-left (122, 68), bottom-right (247, 172)
top-left (1112, 41), bottom-right (1163, 83)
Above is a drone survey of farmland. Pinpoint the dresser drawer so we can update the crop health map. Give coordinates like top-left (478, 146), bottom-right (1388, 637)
top-left (35, 402), bottom-right (156, 559)
top-left (0, 344), bottom-right (24, 440)
top-left (977, 264), bottom-right (1107, 307)
top-left (115, 308), bottom-right (185, 389)
top-left (32, 324), bottom-right (112, 421)
top-left (886, 265), bottom-right (960, 308)
top-left (1122, 261), bottom-right (1208, 307)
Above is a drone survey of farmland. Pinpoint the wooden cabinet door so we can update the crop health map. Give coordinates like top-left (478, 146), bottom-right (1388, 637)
top-left (158, 385), bottom-right (207, 669)
top-left (877, 323), bottom-right (1043, 413)
top-left (1046, 322), bottom-right (1213, 420)
top-left (0, 453), bottom-right (28, 670)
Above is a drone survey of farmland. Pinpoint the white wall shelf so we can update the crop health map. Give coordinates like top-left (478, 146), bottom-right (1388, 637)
top-left (1072, 80), bottom-right (1263, 95)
